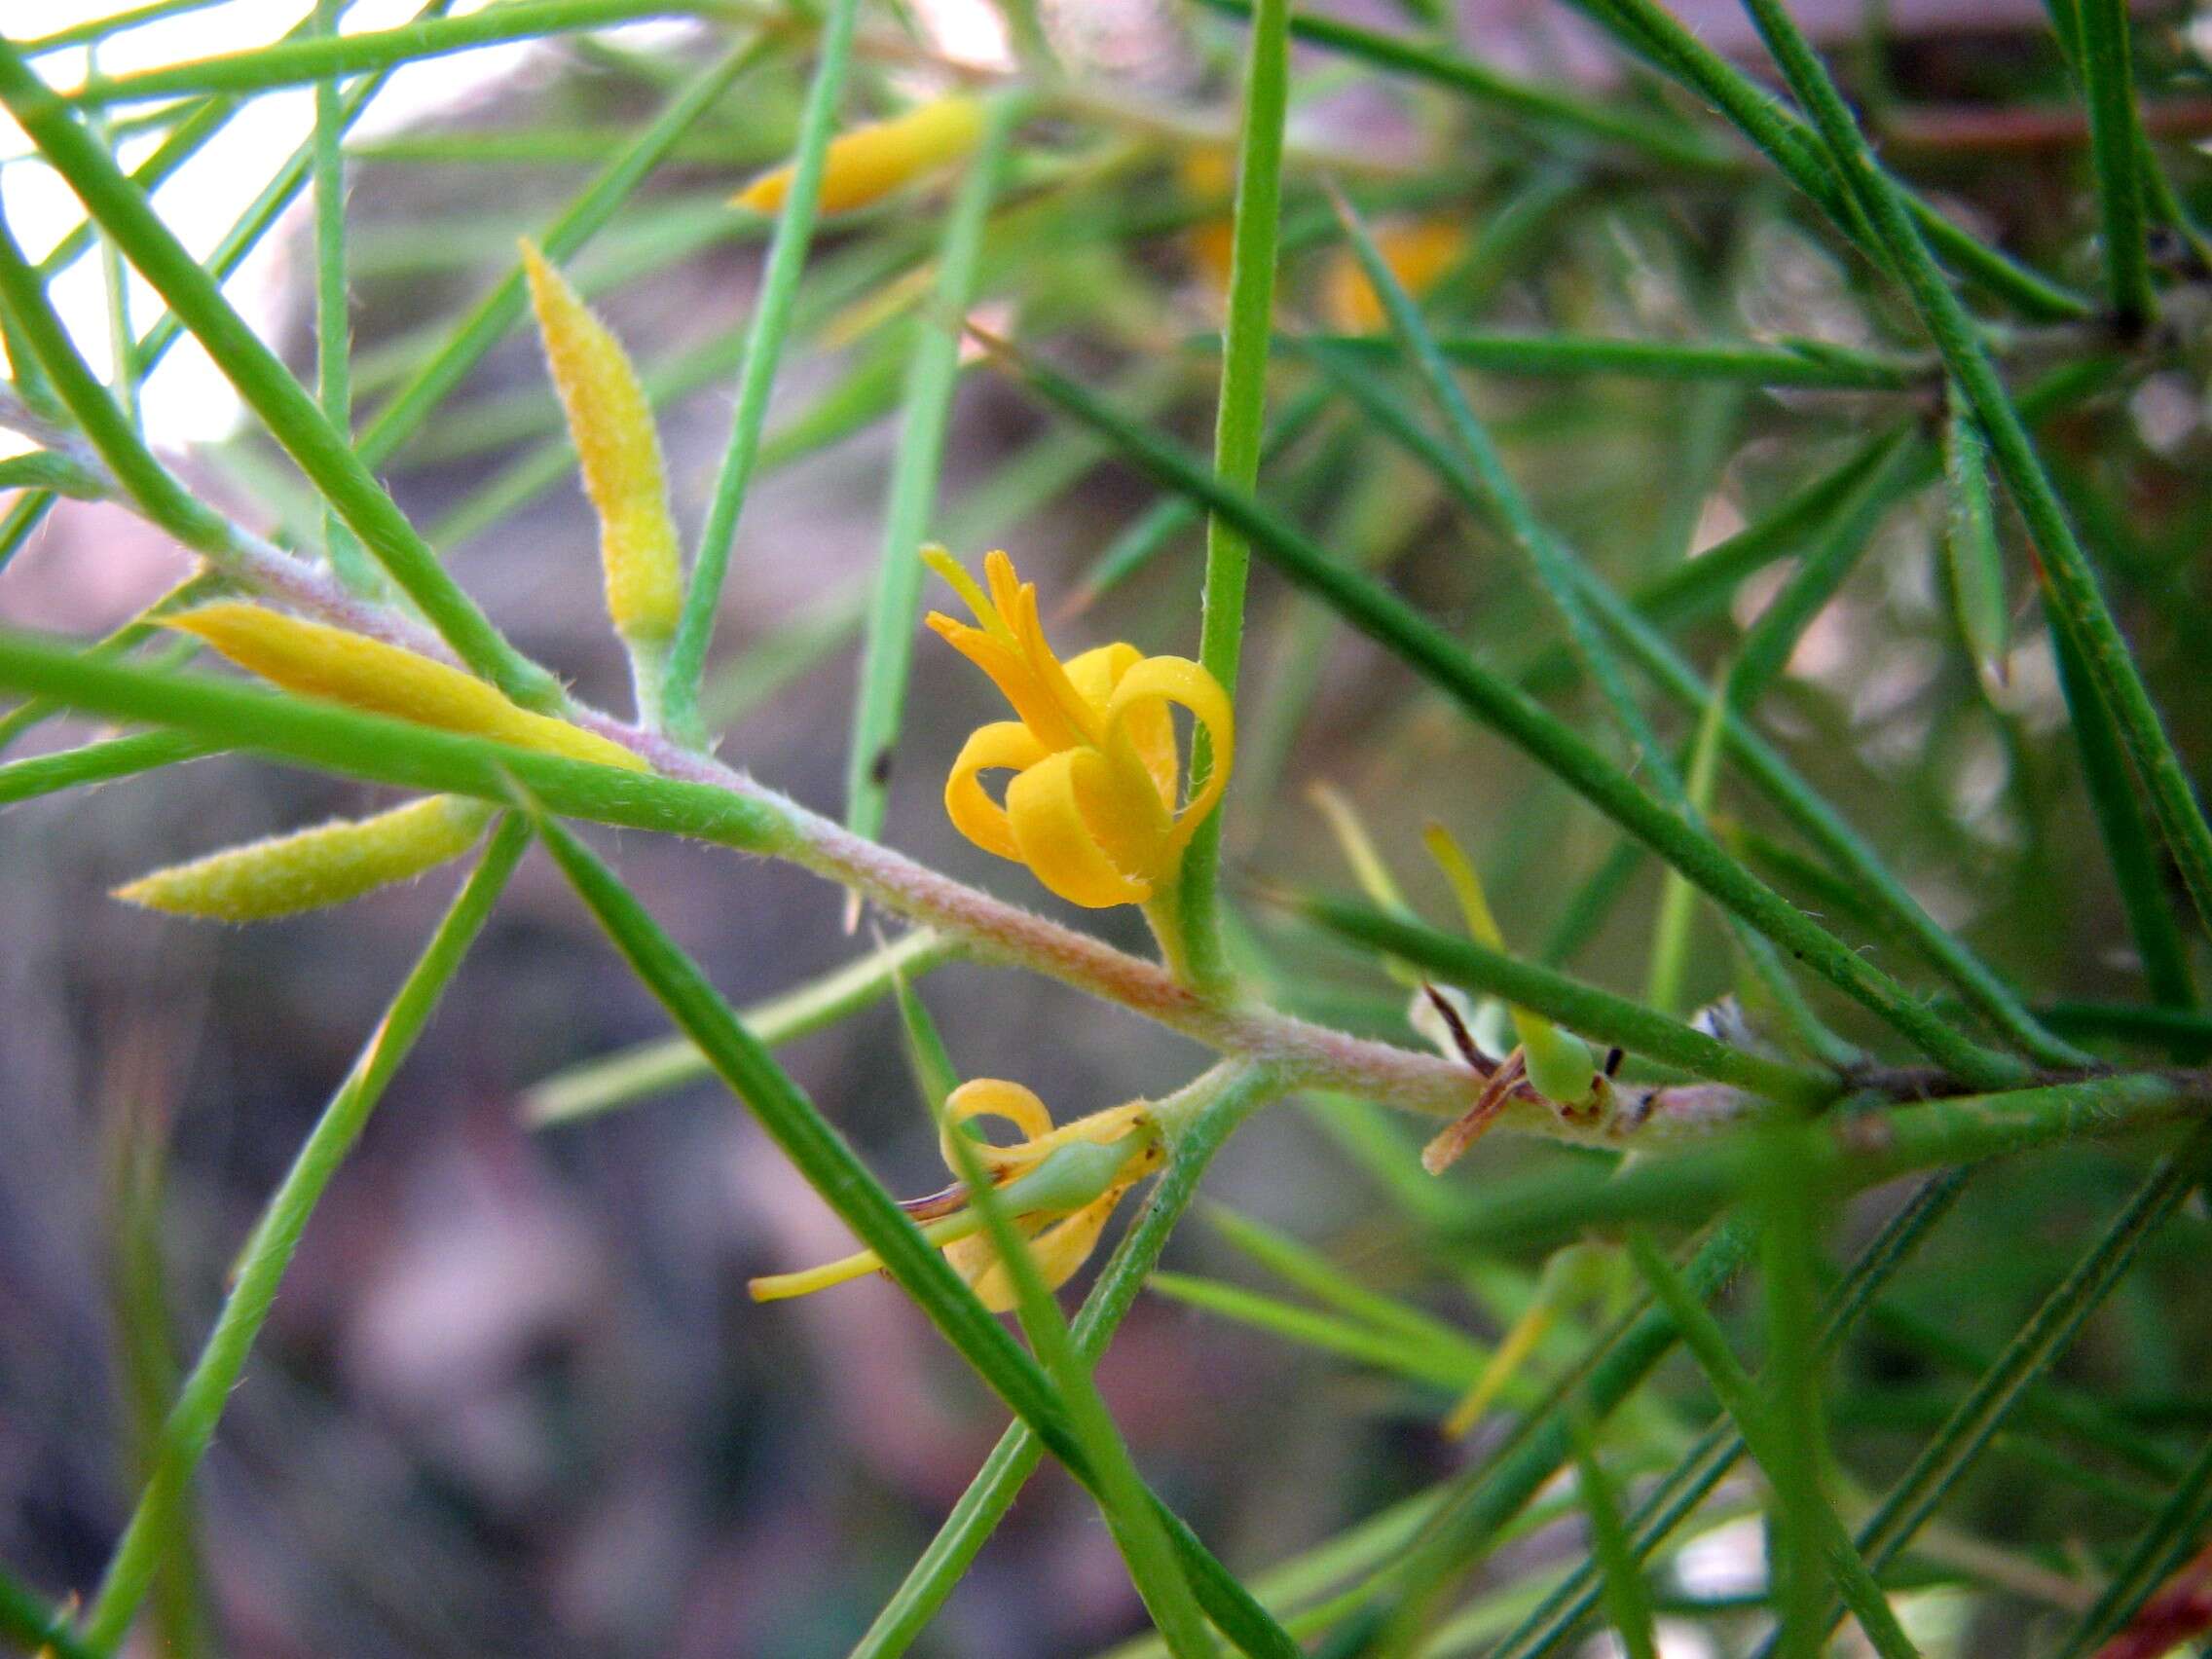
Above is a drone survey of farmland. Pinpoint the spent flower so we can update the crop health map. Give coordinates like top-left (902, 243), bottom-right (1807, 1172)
top-left (750, 1079), bottom-right (1161, 1310)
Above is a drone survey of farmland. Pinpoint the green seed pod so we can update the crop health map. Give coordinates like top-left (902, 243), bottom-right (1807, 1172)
top-left (114, 795), bottom-right (496, 922)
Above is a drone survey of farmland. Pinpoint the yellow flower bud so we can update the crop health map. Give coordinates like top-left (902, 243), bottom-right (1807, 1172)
top-left (166, 602), bottom-right (645, 771)
top-left (733, 94), bottom-right (984, 216)
top-left (115, 794), bottom-right (494, 921)
top-left (1322, 216), bottom-right (1466, 333)
top-left (519, 241), bottom-right (682, 645)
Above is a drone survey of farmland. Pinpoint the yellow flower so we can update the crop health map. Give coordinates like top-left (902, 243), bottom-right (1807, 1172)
top-left (1321, 216), bottom-right (1466, 333)
top-left (749, 1080), bottom-right (1161, 1311)
top-left (734, 94), bottom-right (984, 216)
top-left (519, 240), bottom-right (682, 645)
top-left (115, 795), bottom-right (494, 921)
top-left (166, 602), bottom-right (645, 771)
top-left (925, 548), bottom-right (1233, 910)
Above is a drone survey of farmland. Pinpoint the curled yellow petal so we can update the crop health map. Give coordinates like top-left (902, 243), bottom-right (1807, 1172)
top-left (1006, 748), bottom-right (1155, 908)
top-left (1105, 653), bottom-right (1234, 856)
top-left (114, 795), bottom-right (494, 922)
top-left (945, 719), bottom-right (1047, 862)
top-left (167, 603), bottom-right (645, 772)
top-left (734, 94), bottom-right (984, 216)
top-left (1322, 216), bottom-right (1466, 333)
top-left (519, 240), bottom-right (682, 644)
top-left (940, 1077), bottom-right (1055, 1176)
top-left (925, 548), bottom-right (1232, 910)
top-left (751, 1089), bottom-right (1159, 1310)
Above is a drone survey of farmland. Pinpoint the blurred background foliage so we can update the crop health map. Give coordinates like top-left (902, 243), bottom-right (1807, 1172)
top-left (2, 0), bottom-right (2211, 1654)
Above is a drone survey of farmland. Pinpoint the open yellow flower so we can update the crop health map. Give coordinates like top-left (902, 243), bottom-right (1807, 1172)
top-left (925, 548), bottom-right (1233, 912)
top-left (749, 1080), bottom-right (1161, 1311)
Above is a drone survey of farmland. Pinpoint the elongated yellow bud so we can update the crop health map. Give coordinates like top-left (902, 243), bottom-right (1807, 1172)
top-left (734, 95), bottom-right (984, 215)
top-left (115, 795), bottom-right (494, 921)
top-left (166, 603), bottom-right (645, 771)
top-left (1422, 822), bottom-right (1596, 1105)
top-left (519, 241), bottom-right (682, 644)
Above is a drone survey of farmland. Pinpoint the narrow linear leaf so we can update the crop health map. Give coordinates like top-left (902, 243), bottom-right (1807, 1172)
top-left (0, 43), bottom-right (555, 706)
top-left (1731, 0), bottom-right (2212, 949)
top-left (1565, 1411), bottom-right (1658, 1659)
top-left (81, 818), bottom-right (533, 1649)
top-left (526, 930), bottom-right (960, 1124)
top-left (0, 731), bottom-right (216, 806)
top-left (844, 90), bottom-right (1021, 842)
top-left (67, 0), bottom-right (697, 104)
top-left (2077, 0), bottom-right (2156, 322)
top-left (1941, 398), bottom-right (2009, 700)
top-left (1624, 1230), bottom-right (1921, 1659)
top-left (990, 341), bottom-right (2027, 1086)
top-left (532, 817), bottom-right (1300, 1659)
top-left (1176, 0), bottom-right (1293, 990)
top-left (662, 0), bottom-right (863, 737)
top-left (853, 1066), bottom-right (1276, 1659)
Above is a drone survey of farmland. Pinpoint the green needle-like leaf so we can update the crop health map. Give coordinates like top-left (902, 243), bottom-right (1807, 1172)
top-left (1725, 437), bottom-right (1922, 712)
top-left (526, 930), bottom-right (961, 1125)
top-left (1940, 397), bottom-right (2009, 700)
top-left (1624, 1230), bottom-right (1921, 1659)
top-left (1299, 893), bottom-right (1838, 1104)
top-left (852, 1066), bottom-right (1277, 1659)
top-left (2046, 605), bottom-right (2197, 1013)
top-left (1730, 0), bottom-right (2212, 953)
top-left (845, 90), bottom-right (1021, 842)
top-left (2077, 0), bottom-right (2155, 323)
top-left (1565, 1411), bottom-right (1658, 1659)
top-left (81, 818), bottom-right (533, 1651)
top-left (1287, 331), bottom-right (1923, 389)
top-left (532, 817), bottom-right (1300, 1658)
top-left (64, 0), bottom-right (702, 105)
top-left (0, 730), bottom-right (217, 806)
top-left (662, 0), bottom-right (862, 739)
top-left (1177, 0), bottom-right (1292, 991)
top-left (1149, 1272), bottom-right (1481, 1390)
top-left (0, 42), bottom-right (557, 707)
